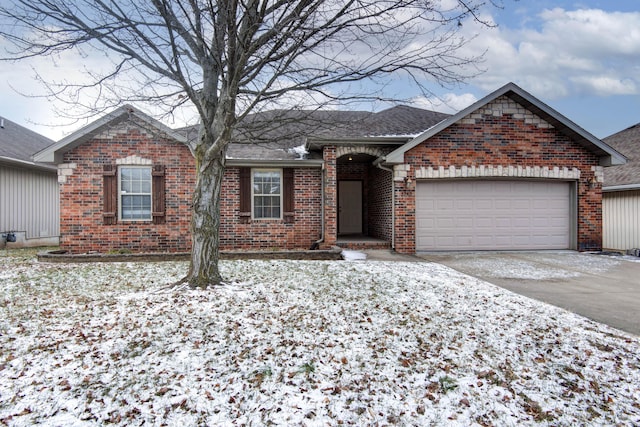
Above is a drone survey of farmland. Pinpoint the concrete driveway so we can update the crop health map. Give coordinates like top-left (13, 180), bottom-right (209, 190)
top-left (420, 251), bottom-right (640, 336)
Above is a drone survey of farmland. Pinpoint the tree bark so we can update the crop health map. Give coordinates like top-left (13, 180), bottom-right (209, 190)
top-left (183, 143), bottom-right (227, 288)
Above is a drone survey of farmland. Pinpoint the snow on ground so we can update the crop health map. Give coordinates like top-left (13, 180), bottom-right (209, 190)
top-left (1, 250), bottom-right (639, 426)
top-left (434, 251), bottom-right (623, 280)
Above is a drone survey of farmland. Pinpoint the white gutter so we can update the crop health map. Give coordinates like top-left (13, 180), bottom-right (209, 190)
top-left (603, 183), bottom-right (640, 192)
top-left (0, 156), bottom-right (57, 172)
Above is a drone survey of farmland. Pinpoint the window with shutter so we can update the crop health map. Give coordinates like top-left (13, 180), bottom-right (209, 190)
top-left (237, 168), bottom-right (295, 222)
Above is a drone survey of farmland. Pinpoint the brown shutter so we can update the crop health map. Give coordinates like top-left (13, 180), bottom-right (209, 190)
top-left (283, 168), bottom-right (294, 224)
top-left (102, 165), bottom-right (117, 225)
top-left (152, 165), bottom-right (166, 224)
top-left (239, 167), bottom-right (251, 223)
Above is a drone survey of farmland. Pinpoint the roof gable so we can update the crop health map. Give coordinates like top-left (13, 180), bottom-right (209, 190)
top-left (385, 82), bottom-right (626, 167)
top-left (0, 116), bottom-right (56, 170)
top-left (33, 105), bottom-right (188, 164)
top-left (602, 123), bottom-right (640, 190)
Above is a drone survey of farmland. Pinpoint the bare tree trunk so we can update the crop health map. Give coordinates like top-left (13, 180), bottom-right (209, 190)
top-left (183, 145), bottom-right (227, 288)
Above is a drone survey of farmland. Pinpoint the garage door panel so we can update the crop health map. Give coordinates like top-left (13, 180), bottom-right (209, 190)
top-left (476, 200), bottom-right (493, 210)
top-left (416, 180), bottom-right (571, 251)
top-left (417, 199), bottom-right (435, 210)
top-left (457, 218), bottom-right (473, 228)
top-left (475, 218), bottom-right (493, 229)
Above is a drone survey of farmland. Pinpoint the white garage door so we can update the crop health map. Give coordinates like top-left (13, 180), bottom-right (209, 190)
top-left (416, 180), bottom-right (571, 251)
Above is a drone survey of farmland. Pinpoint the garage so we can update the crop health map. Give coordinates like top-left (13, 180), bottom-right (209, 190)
top-left (416, 180), bottom-right (573, 251)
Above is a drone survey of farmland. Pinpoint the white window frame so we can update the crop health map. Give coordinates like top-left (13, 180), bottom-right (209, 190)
top-left (251, 168), bottom-right (283, 220)
top-left (118, 165), bottom-right (153, 221)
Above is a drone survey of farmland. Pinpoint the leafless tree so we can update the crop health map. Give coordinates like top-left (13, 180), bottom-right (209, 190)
top-left (0, 0), bottom-right (499, 288)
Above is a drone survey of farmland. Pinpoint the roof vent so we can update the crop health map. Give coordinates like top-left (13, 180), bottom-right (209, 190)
top-left (0, 118), bottom-right (4, 129)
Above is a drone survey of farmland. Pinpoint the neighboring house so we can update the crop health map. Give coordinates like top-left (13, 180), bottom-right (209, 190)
top-left (33, 82), bottom-right (625, 254)
top-left (602, 124), bottom-right (640, 251)
top-left (0, 116), bottom-right (60, 248)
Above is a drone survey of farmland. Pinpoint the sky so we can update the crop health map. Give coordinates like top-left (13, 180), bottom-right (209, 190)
top-left (0, 0), bottom-right (639, 141)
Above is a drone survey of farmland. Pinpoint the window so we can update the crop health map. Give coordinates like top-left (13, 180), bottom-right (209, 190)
top-left (252, 169), bottom-right (282, 219)
top-left (119, 166), bottom-right (152, 220)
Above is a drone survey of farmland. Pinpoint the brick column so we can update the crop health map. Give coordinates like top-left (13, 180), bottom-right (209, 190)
top-left (393, 164), bottom-right (416, 254)
top-left (323, 146), bottom-right (337, 247)
top-left (577, 166), bottom-right (603, 251)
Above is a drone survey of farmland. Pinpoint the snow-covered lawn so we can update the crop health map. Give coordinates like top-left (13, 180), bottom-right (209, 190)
top-left (1, 250), bottom-right (639, 426)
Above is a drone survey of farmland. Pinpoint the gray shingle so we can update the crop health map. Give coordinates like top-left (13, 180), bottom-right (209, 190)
top-left (603, 123), bottom-right (640, 187)
top-left (184, 106), bottom-right (449, 161)
top-left (0, 117), bottom-right (55, 162)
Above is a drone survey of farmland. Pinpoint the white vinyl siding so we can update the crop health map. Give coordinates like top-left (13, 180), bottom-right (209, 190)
top-left (0, 164), bottom-right (59, 239)
top-left (603, 190), bottom-right (640, 251)
top-left (416, 180), bottom-right (571, 251)
top-left (119, 166), bottom-right (152, 221)
top-left (252, 169), bottom-right (282, 219)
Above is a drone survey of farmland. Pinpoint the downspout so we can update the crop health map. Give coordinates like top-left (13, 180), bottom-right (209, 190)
top-left (373, 157), bottom-right (394, 251)
top-left (312, 161), bottom-right (325, 249)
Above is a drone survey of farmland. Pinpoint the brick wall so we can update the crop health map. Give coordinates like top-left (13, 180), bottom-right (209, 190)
top-left (368, 165), bottom-right (392, 241)
top-left (220, 167), bottom-right (322, 250)
top-left (60, 122), bottom-right (324, 253)
top-left (394, 96), bottom-right (602, 253)
top-left (323, 146), bottom-right (337, 246)
top-left (60, 124), bottom-right (195, 253)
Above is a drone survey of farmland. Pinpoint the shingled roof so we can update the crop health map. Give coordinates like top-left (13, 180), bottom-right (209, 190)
top-left (603, 123), bottom-right (640, 190)
top-left (0, 116), bottom-right (55, 170)
top-left (223, 105), bottom-right (449, 162)
top-left (34, 104), bottom-right (450, 164)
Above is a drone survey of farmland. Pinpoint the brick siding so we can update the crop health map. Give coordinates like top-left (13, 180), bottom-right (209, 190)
top-left (220, 167), bottom-right (322, 250)
top-left (59, 123), bottom-right (322, 253)
top-left (60, 126), bottom-right (195, 253)
top-left (368, 165), bottom-right (393, 241)
top-left (394, 96), bottom-right (602, 253)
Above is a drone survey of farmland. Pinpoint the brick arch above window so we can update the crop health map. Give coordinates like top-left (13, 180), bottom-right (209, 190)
top-left (116, 155), bottom-right (152, 165)
top-left (335, 146), bottom-right (386, 160)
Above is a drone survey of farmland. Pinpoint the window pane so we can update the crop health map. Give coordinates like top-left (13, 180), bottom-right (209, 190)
top-left (253, 170), bottom-right (281, 219)
top-left (122, 194), bottom-right (151, 219)
top-left (120, 167), bottom-right (152, 220)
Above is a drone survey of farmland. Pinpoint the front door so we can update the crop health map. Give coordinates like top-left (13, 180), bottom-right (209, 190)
top-left (338, 180), bottom-right (362, 234)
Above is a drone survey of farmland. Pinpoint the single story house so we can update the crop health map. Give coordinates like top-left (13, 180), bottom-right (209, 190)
top-left (0, 116), bottom-right (60, 247)
top-left (602, 123), bottom-right (640, 251)
top-left (33, 82), bottom-right (625, 254)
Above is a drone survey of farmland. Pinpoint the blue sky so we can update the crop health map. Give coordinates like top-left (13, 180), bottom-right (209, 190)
top-left (1, 0), bottom-right (639, 140)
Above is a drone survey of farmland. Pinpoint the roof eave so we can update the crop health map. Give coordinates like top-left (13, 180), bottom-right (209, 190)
top-left (603, 183), bottom-right (640, 192)
top-left (385, 82), bottom-right (628, 166)
top-left (0, 155), bottom-right (58, 172)
top-left (226, 159), bottom-right (324, 168)
top-left (33, 105), bottom-right (189, 164)
top-left (504, 89), bottom-right (627, 167)
top-left (305, 136), bottom-right (411, 151)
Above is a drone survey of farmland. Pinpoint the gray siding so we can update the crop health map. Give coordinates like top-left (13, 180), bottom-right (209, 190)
top-left (603, 190), bottom-right (640, 251)
top-left (0, 165), bottom-right (59, 240)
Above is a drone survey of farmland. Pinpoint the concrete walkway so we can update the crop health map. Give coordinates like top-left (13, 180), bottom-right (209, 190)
top-left (361, 249), bottom-right (423, 262)
top-left (420, 251), bottom-right (640, 336)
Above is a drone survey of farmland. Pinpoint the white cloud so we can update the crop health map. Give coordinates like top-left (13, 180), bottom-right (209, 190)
top-left (460, 7), bottom-right (640, 99)
top-left (570, 76), bottom-right (638, 96)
